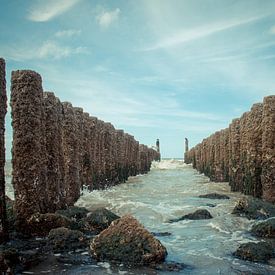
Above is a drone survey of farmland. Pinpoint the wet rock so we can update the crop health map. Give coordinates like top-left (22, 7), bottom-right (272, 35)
top-left (18, 249), bottom-right (45, 270)
top-left (169, 209), bottom-right (213, 222)
top-left (233, 241), bottom-right (273, 263)
top-left (91, 215), bottom-right (167, 266)
top-left (232, 196), bottom-right (275, 220)
top-left (154, 261), bottom-right (187, 272)
top-left (204, 203), bottom-right (216, 208)
top-left (151, 232), bottom-right (172, 237)
top-left (48, 227), bottom-right (87, 252)
top-left (251, 218), bottom-right (275, 238)
top-left (84, 208), bottom-right (120, 233)
top-left (0, 247), bottom-right (18, 274)
top-left (198, 193), bottom-right (230, 200)
top-left (56, 206), bottom-right (89, 220)
top-left (56, 252), bottom-right (96, 265)
top-left (26, 213), bottom-right (72, 237)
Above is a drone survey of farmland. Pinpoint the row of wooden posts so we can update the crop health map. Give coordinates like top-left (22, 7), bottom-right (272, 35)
top-left (0, 58), bottom-right (160, 241)
top-left (184, 95), bottom-right (275, 204)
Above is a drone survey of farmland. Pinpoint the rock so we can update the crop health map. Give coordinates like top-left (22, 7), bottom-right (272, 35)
top-left (48, 227), bottom-right (87, 252)
top-left (56, 206), bottom-right (89, 220)
top-left (154, 261), bottom-right (187, 272)
top-left (56, 252), bottom-right (96, 265)
top-left (151, 232), bottom-right (172, 237)
top-left (233, 242), bottom-right (273, 263)
top-left (205, 203), bottom-right (216, 208)
top-left (199, 193), bottom-right (230, 200)
top-left (91, 215), bottom-right (167, 266)
top-left (251, 218), bottom-right (275, 238)
top-left (232, 196), bottom-right (275, 220)
top-left (26, 213), bottom-right (72, 237)
top-left (0, 247), bottom-right (18, 274)
top-left (169, 209), bottom-right (213, 222)
top-left (18, 249), bottom-right (45, 269)
top-left (84, 208), bottom-right (120, 233)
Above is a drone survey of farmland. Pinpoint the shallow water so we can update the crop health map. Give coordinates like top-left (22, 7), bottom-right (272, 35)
top-left (5, 159), bottom-right (275, 274)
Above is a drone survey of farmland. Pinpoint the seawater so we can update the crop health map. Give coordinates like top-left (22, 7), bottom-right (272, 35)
top-left (5, 160), bottom-right (275, 274)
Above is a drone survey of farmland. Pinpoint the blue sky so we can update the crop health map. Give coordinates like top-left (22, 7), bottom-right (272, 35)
top-left (1, 0), bottom-right (275, 158)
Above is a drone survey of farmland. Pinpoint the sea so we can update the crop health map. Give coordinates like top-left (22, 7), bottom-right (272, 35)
top-left (4, 159), bottom-right (275, 274)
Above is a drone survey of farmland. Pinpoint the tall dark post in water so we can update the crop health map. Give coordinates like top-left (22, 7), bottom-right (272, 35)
top-left (156, 139), bottom-right (160, 161)
top-left (0, 58), bottom-right (8, 243)
top-left (185, 138), bottom-right (189, 153)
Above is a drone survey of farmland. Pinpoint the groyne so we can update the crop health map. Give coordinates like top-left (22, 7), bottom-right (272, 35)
top-left (0, 58), bottom-right (7, 243)
top-left (9, 69), bottom-right (160, 228)
top-left (185, 96), bottom-right (275, 203)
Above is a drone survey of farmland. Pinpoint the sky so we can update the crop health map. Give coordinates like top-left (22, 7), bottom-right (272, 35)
top-left (1, 0), bottom-right (275, 158)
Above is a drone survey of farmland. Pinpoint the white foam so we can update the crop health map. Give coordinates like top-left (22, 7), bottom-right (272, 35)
top-left (151, 159), bottom-right (188, 170)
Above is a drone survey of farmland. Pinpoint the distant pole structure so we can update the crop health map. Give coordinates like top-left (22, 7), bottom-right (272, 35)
top-left (156, 139), bottom-right (161, 161)
top-left (185, 137), bottom-right (189, 153)
top-left (156, 139), bottom-right (160, 153)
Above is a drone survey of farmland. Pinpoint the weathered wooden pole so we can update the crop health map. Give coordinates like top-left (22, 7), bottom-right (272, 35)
top-left (261, 96), bottom-right (275, 203)
top-left (11, 70), bottom-right (48, 229)
top-left (0, 58), bottom-right (8, 243)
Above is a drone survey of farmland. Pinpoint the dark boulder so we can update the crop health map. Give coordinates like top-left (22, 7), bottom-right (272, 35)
top-left (154, 261), bottom-right (188, 272)
top-left (199, 193), bottom-right (230, 199)
top-left (17, 249), bottom-right (45, 270)
top-left (90, 215), bottom-right (167, 266)
top-left (56, 206), bottom-right (89, 220)
top-left (204, 203), bottom-right (216, 208)
top-left (48, 227), bottom-right (87, 252)
top-left (56, 252), bottom-right (96, 265)
top-left (169, 209), bottom-right (213, 222)
top-left (251, 218), bottom-right (275, 238)
top-left (232, 196), bottom-right (275, 220)
top-left (84, 208), bottom-right (120, 233)
top-left (0, 247), bottom-right (18, 274)
top-left (233, 241), bottom-right (273, 263)
top-left (26, 213), bottom-right (72, 237)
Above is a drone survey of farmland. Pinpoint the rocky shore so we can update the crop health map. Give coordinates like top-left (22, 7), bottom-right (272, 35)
top-left (0, 202), bottom-right (181, 274)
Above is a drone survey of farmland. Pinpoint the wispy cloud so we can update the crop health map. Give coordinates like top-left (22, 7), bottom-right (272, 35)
top-left (143, 14), bottom-right (268, 51)
top-left (27, 0), bottom-right (81, 22)
top-left (55, 29), bottom-right (81, 38)
top-left (1, 41), bottom-right (89, 61)
top-left (96, 8), bottom-right (120, 28)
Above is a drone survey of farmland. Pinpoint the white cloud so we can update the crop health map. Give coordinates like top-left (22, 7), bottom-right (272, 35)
top-left (96, 8), bottom-right (120, 28)
top-left (1, 41), bottom-right (89, 61)
top-left (27, 0), bottom-right (81, 22)
top-left (37, 42), bottom-right (89, 59)
top-left (143, 14), bottom-right (268, 51)
top-left (55, 29), bottom-right (81, 38)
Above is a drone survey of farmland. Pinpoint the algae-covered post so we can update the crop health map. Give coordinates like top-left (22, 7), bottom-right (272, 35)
top-left (43, 92), bottom-right (65, 211)
top-left (185, 138), bottom-right (188, 153)
top-left (0, 58), bottom-right (8, 243)
top-left (261, 96), bottom-right (275, 203)
top-left (11, 70), bottom-right (48, 229)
